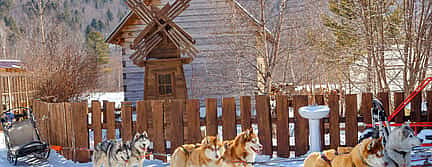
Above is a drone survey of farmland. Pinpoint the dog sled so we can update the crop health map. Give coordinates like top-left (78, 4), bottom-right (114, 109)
top-left (0, 107), bottom-right (50, 165)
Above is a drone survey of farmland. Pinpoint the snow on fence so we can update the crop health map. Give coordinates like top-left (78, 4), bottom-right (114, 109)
top-left (32, 92), bottom-right (432, 163)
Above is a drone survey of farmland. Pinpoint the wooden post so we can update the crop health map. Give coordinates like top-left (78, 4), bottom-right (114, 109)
top-left (92, 101), bottom-right (102, 148)
top-left (294, 95), bottom-right (308, 156)
top-left (205, 98), bottom-right (218, 136)
top-left (64, 102), bottom-right (74, 160)
top-left (121, 102), bottom-right (133, 142)
top-left (427, 91), bottom-right (432, 122)
top-left (106, 102), bottom-right (116, 140)
top-left (360, 93), bottom-right (373, 124)
top-left (328, 94), bottom-right (340, 149)
top-left (240, 96), bottom-right (251, 131)
top-left (345, 94), bottom-right (358, 147)
top-left (164, 100), bottom-right (185, 154)
top-left (222, 97), bottom-right (236, 140)
top-left (393, 92), bottom-right (405, 123)
top-left (411, 92), bottom-right (422, 122)
top-left (151, 101), bottom-right (166, 161)
top-left (136, 100), bottom-right (149, 134)
top-left (72, 102), bottom-right (90, 162)
top-left (184, 99), bottom-right (201, 144)
top-left (378, 92), bottom-right (389, 116)
top-left (276, 95), bottom-right (289, 158)
top-left (255, 95), bottom-right (272, 155)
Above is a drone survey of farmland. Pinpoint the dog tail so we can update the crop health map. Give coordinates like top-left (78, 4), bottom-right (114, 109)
top-left (170, 147), bottom-right (188, 167)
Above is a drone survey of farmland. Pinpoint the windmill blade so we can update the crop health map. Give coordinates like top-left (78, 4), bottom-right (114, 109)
top-left (131, 33), bottom-right (163, 60)
top-left (168, 0), bottom-right (191, 19)
top-left (125, 0), bottom-right (153, 24)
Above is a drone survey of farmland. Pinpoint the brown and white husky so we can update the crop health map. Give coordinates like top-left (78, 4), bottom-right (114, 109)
top-left (331, 137), bottom-right (385, 167)
top-left (222, 128), bottom-right (263, 167)
top-left (170, 136), bottom-right (225, 167)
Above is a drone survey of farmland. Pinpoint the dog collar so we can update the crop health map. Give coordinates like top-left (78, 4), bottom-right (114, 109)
top-left (385, 149), bottom-right (407, 167)
top-left (320, 153), bottom-right (332, 166)
top-left (391, 149), bottom-right (408, 157)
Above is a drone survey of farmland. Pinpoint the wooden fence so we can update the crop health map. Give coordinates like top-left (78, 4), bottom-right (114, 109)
top-left (0, 72), bottom-right (36, 111)
top-left (32, 91), bottom-right (432, 163)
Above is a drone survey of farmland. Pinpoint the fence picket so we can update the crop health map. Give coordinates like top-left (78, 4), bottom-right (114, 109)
top-left (329, 94), bottom-right (340, 149)
top-left (256, 95), bottom-right (272, 155)
top-left (72, 102), bottom-right (90, 162)
top-left (121, 102), bottom-right (133, 142)
top-left (222, 97), bottom-right (236, 140)
top-left (394, 92), bottom-right (405, 123)
top-left (411, 92), bottom-right (422, 122)
top-left (378, 92), bottom-right (390, 116)
top-left (92, 101), bottom-right (102, 148)
top-left (360, 93), bottom-right (373, 124)
top-left (294, 95), bottom-right (308, 156)
top-left (106, 102), bottom-right (116, 140)
top-left (345, 94), bottom-right (358, 147)
top-left (164, 100), bottom-right (184, 154)
top-left (206, 98), bottom-right (218, 136)
top-left (276, 95), bottom-right (289, 157)
top-left (184, 99), bottom-right (201, 144)
top-left (151, 101), bottom-right (166, 161)
top-left (240, 96), bottom-right (251, 131)
top-left (428, 91), bottom-right (432, 122)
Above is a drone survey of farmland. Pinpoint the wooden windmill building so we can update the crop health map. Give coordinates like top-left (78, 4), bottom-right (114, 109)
top-left (107, 0), bottom-right (272, 102)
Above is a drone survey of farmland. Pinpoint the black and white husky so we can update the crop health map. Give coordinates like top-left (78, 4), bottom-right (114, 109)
top-left (93, 140), bottom-right (131, 167)
top-left (127, 132), bottom-right (151, 167)
top-left (385, 124), bottom-right (422, 167)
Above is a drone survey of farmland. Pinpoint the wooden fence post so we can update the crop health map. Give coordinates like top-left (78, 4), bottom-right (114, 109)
top-left (92, 101), bottom-right (102, 148)
top-left (184, 99), bottom-right (201, 144)
top-left (164, 100), bottom-right (185, 154)
top-left (411, 92), bottom-right (422, 122)
top-left (121, 102), bottom-right (133, 142)
top-left (151, 100), bottom-right (166, 161)
top-left (240, 96), bottom-right (251, 131)
top-left (394, 92), bottom-right (405, 123)
top-left (72, 102), bottom-right (90, 162)
top-left (106, 102), bottom-right (116, 140)
top-left (294, 95), bottom-right (308, 156)
top-left (378, 92), bottom-right (390, 116)
top-left (136, 100), bottom-right (149, 134)
top-left (256, 95), bottom-right (272, 156)
top-left (276, 95), bottom-right (289, 157)
top-left (328, 94), bottom-right (340, 149)
top-left (205, 98), bottom-right (218, 136)
top-left (427, 91), bottom-right (432, 122)
top-left (360, 93), bottom-right (372, 124)
top-left (222, 97), bottom-right (236, 140)
top-left (345, 94), bottom-right (358, 147)
top-left (64, 103), bottom-right (74, 160)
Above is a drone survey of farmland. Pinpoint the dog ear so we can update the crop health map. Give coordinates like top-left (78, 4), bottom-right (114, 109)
top-left (142, 131), bottom-right (148, 138)
top-left (134, 132), bottom-right (140, 140)
top-left (202, 137), bottom-right (210, 145)
top-left (367, 139), bottom-right (375, 151)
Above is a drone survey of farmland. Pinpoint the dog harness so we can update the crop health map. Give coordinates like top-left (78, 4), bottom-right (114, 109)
top-left (320, 153), bottom-right (333, 166)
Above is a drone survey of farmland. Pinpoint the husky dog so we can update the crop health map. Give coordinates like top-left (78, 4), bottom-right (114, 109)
top-left (331, 137), bottom-right (385, 167)
top-left (222, 128), bottom-right (263, 167)
top-left (93, 140), bottom-right (131, 167)
top-left (170, 136), bottom-right (225, 167)
top-left (304, 147), bottom-right (353, 167)
top-left (385, 124), bottom-right (422, 167)
top-left (127, 131), bottom-right (151, 167)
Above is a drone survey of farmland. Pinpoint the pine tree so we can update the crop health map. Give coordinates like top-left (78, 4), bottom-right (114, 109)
top-left (106, 9), bottom-right (113, 22)
top-left (86, 31), bottom-right (110, 72)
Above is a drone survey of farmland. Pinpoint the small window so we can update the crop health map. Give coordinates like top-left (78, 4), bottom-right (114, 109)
top-left (157, 73), bottom-right (173, 96)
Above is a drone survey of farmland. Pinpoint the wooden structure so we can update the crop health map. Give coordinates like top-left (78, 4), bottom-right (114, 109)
top-left (111, 0), bottom-right (198, 100)
top-left (106, 0), bottom-right (273, 102)
top-left (0, 60), bottom-right (35, 111)
top-left (32, 91), bottom-right (432, 162)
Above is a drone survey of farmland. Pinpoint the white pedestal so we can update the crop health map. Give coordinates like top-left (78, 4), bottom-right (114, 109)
top-left (309, 119), bottom-right (321, 152)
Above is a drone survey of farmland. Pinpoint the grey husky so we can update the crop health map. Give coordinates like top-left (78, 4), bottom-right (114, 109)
top-left (127, 132), bottom-right (151, 167)
top-left (384, 124), bottom-right (422, 167)
top-left (93, 140), bottom-right (132, 167)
